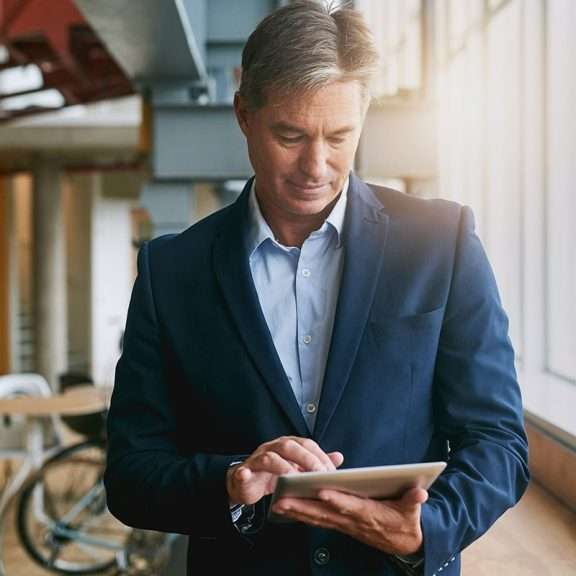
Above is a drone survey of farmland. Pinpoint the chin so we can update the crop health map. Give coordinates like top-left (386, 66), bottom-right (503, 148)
top-left (284, 198), bottom-right (334, 217)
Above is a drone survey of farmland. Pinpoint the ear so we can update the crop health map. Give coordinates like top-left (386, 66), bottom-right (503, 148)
top-left (234, 92), bottom-right (250, 136)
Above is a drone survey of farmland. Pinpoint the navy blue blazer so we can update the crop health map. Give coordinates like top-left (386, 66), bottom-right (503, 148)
top-left (105, 174), bottom-right (529, 576)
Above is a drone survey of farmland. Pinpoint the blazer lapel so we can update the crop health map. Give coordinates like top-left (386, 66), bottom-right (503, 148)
top-left (314, 175), bottom-right (389, 442)
top-left (212, 180), bottom-right (310, 437)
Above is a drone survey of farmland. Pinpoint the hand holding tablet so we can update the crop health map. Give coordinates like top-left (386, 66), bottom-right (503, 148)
top-left (269, 461), bottom-right (446, 521)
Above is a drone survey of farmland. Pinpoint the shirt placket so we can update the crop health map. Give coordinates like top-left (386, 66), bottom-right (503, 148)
top-left (279, 244), bottom-right (303, 406)
top-left (296, 234), bottom-right (325, 429)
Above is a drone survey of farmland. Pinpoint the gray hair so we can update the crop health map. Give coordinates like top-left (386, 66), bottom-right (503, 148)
top-left (238, 0), bottom-right (380, 110)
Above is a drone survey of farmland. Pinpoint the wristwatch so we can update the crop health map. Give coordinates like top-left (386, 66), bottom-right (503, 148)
top-left (228, 461), bottom-right (256, 533)
top-left (390, 552), bottom-right (424, 575)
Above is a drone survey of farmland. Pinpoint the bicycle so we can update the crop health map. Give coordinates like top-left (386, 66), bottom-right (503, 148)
top-left (15, 437), bottom-right (176, 575)
top-left (0, 375), bottom-right (176, 575)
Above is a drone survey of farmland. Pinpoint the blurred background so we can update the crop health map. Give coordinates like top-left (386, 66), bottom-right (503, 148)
top-left (0, 0), bottom-right (574, 574)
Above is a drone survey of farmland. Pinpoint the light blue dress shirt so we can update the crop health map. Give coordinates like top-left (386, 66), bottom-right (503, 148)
top-left (237, 181), bottom-right (425, 568)
top-left (246, 178), bottom-right (348, 431)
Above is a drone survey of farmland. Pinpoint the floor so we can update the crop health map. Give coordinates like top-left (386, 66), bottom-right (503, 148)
top-left (0, 481), bottom-right (575, 575)
top-left (462, 482), bottom-right (576, 576)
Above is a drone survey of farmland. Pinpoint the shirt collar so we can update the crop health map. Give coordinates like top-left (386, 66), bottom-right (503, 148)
top-left (246, 176), bottom-right (349, 256)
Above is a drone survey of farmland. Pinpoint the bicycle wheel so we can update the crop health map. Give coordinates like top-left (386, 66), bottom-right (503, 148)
top-left (16, 439), bottom-right (131, 574)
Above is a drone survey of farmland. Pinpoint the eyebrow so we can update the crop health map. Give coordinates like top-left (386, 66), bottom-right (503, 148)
top-left (271, 122), bottom-right (355, 136)
top-left (270, 122), bottom-right (305, 134)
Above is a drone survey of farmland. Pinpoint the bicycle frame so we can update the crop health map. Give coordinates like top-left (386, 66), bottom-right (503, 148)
top-left (29, 479), bottom-right (127, 553)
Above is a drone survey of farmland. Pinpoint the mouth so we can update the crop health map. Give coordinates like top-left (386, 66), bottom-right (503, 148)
top-left (288, 181), bottom-right (331, 191)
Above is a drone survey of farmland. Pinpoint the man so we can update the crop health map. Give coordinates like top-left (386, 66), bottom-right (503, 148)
top-left (104, 2), bottom-right (529, 575)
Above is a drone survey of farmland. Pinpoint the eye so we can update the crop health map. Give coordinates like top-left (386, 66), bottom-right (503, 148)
top-left (279, 135), bottom-right (303, 144)
top-left (328, 137), bottom-right (345, 145)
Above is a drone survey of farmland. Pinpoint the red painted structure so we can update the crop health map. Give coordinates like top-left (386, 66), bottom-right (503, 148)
top-left (0, 0), bottom-right (133, 120)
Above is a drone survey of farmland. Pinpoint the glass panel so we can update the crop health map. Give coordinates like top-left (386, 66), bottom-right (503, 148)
top-left (546, 0), bottom-right (576, 381)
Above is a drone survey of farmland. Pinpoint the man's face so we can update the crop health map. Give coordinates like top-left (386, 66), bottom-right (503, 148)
top-left (234, 81), bottom-right (367, 222)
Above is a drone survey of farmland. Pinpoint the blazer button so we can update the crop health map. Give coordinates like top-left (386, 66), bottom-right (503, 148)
top-left (313, 547), bottom-right (330, 566)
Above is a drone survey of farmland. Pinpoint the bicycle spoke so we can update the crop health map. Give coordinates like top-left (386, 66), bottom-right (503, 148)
top-left (47, 542), bottom-right (63, 568)
top-left (60, 483), bottom-right (104, 526)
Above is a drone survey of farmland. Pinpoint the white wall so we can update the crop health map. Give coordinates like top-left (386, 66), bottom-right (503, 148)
top-left (90, 174), bottom-right (133, 387)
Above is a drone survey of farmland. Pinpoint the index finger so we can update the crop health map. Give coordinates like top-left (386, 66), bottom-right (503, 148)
top-left (288, 437), bottom-right (339, 471)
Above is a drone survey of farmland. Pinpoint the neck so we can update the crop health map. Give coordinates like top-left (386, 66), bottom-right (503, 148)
top-left (257, 195), bottom-right (339, 249)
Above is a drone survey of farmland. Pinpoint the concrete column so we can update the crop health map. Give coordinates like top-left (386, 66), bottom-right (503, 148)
top-left (7, 177), bottom-right (19, 374)
top-left (33, 159), bottom-right (67, 390)
top-left (64, 173), bottom-right (93, 374)
top-left (0, 178), bottom-right (9, 374)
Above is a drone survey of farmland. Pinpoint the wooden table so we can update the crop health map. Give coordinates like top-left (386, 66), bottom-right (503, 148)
top-left (0, 385), bottom-right (108, 417)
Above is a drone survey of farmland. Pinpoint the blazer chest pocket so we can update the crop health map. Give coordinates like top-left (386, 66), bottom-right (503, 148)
top-left (368, 307), bottom-right (444, 368)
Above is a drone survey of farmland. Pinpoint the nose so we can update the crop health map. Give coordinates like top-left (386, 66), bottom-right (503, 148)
top-left (298, 140), bottom-right (328, 182)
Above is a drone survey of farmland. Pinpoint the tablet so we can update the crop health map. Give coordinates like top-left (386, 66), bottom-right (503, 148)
top-left (269, 461), bottom-right (446, 521)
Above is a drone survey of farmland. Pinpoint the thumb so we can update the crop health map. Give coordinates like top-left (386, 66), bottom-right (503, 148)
top-left (399, 487), bottom-right (428, 511)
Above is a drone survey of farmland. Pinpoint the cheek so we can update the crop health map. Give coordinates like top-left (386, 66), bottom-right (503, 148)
top-left (335, 140), bottom-right (360, 169)
top-left (327, 148), bottom-right (353, 172)
top-left (262, 145), bottom-right (297, 176)
top-left (250, 137), bottom-right (285, 167)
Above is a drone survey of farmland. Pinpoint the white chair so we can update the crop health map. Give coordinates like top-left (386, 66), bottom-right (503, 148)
top-left (0, 374), bottom-right (64, 517)
top-left (0, 373), bottom-right (52, 398)
top-left (0, 373), bottom-right (64, 451)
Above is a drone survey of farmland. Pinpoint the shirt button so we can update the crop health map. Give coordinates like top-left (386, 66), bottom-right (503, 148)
top-left (305, 403), bottom-right (317, 414)
top-left (302, 268), bottom-right (311, 277)
top-left (313, 547), bottom-right (330, 566)
top-left (303, 335), bottom-right (312, 344)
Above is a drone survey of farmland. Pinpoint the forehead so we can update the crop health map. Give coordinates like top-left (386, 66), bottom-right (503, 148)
top-left (260, 81), bottom-right (366, 126)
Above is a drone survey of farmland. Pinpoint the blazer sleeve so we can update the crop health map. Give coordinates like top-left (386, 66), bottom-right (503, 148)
top-left (420, 206), bottom-right (530, 575)
top-left (104, 241), bottom-right (256, 542)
